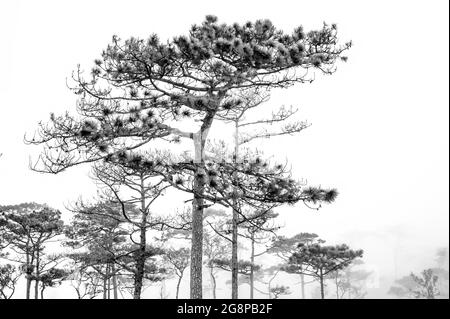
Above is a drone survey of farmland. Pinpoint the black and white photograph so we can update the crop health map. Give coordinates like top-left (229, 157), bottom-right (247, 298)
top-left (0, 0), bottom-right (448, 313)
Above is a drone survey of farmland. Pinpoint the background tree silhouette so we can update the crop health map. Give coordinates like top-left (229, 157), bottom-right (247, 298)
top-left (164, 247), bottom-right (190, 299)
top-left (269, 232), bottom-right (320, 298)
top-left (0, 264), bottom-right (20, 299)
top-left (0, 203), bottom-right (64, 299)
top-left (287, 242), bottom-right (363, 299)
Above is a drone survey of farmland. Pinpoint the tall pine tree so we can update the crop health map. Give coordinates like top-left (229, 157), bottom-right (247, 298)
top-left (28, 16), bottom-right (350, 298)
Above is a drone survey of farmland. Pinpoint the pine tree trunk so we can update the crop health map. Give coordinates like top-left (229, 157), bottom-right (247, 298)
top-left (231, 120), bottom-right (239, 299)
top-left (335, 275), bottom-right (339, 299)
top-left (159, 280), bottom-right (166, 299)
top-left (231, 201), bottom-right (238, 299)
top-left (34, 278), bottom-right (39, 299)
top-left (319, 269), bottom-right (325, 299)
top-left (26, 276), bottom-right (32, 299)
top-left (133, 248), bottom-right (145, 299)
top-left (300, 274), bottom-right (305, 299)
top-left (103, 265), bottom-right (108, 299)
top-left (209, 267), bottom-right (217, 299)
top-left (107, 265), bottom-right (111, 299)
top-left (34, 249), bottom-right (40, 299)
top-left (250, 232), bottom-right (255, 299)
top-left (190, 172), bottom-right (204, 299)
top-left (190, 123), bottom-right (212, 299)
top-left (40, 286), bottom-right (45, 299)
top-left (133, 180), bottom-right (147, 299)
top-left (112, 264), bottom-right (118, 299)
top-left (176, 276), bottom-right (182, 299)
top-left (25, 249), bottom-right (31, 299)
top-left (76, 287), bottom-right (82, 299)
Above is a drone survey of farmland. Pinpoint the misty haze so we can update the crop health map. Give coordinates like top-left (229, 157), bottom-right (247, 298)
top-left (0, 0), bottom-right (448, 301)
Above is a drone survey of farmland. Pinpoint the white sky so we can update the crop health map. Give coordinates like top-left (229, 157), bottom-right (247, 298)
top-left (0, 0), bottom-right (448, 298)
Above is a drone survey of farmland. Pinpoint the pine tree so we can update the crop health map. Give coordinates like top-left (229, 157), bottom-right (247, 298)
top-left (0, 203), bottom-right (64, 299)
top-left (38, 267), bottom-right (70, 299)
top-left (287, 242), bottom-right (363, 299)
top-left (91, 160), bottom-right (171, 299)
top-left (389, 269), bottom-right (442, 299)
top-left (269, 232), bottom-right (320, 298)
top-left (215, 88), bottom-right (312, 299)
top-left (328, 259), bottom-right (372, 299)
top-left (203, 227), bottom-right (231, 299)
top-left (239, 209), bottom-right (279, 299)
top-left (0, 264), bottom-right (20, 299)
top-left (164, 248), bottom-right (190, 299)
top-left (28, 16), bottom-right (350, 298)
top-left (64, 200), bottom-right (129, 299)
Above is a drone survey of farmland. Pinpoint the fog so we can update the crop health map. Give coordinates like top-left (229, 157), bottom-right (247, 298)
top-left (0, 0), bottom-right (448, 299)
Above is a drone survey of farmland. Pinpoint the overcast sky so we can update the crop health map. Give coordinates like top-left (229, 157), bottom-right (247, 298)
top-left (0, 0), bottom-right (448, 298)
